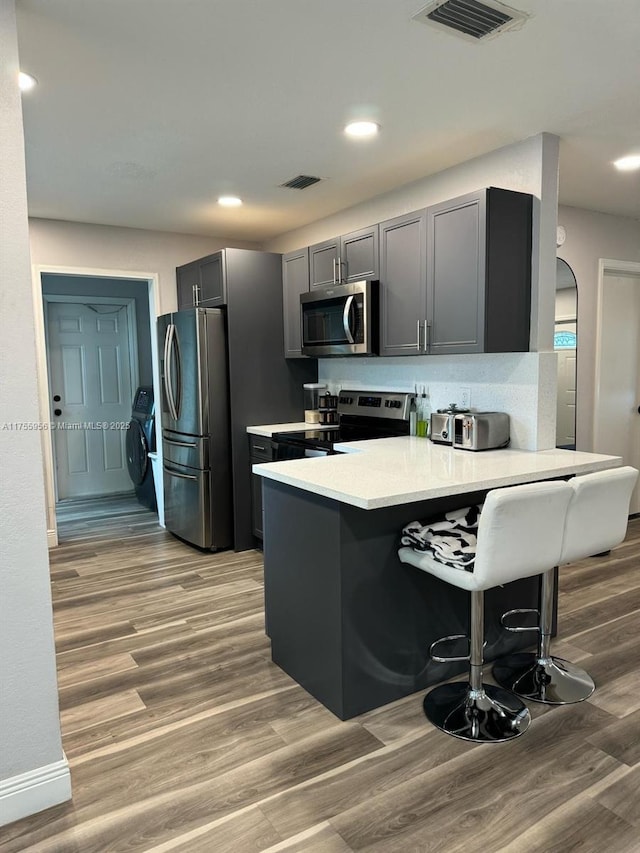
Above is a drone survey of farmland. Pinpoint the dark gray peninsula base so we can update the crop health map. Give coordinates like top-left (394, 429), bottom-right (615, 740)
top-left (262, 479), bottom-right (550, 720)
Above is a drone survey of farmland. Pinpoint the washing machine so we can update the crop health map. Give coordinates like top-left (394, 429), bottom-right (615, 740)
top-left (126, 386), bottom-right (157, 512)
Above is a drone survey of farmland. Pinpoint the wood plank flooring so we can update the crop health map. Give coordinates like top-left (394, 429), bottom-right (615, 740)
top-left (2, 496), bottom-right (639, 852)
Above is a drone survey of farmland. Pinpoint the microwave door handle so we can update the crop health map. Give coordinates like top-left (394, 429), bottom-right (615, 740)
top-left (342, 295), bottom-right (355, 344)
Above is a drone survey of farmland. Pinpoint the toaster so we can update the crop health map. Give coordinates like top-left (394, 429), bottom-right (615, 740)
top-left (453, 412), bottom-right (510, 451)
top-left (430, 405), bottom-right (469, 445)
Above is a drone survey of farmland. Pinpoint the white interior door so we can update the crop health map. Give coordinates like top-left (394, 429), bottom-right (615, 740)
top-left (46, 300), bottom-right (135, 499)
top-left (594, 270), bottom-right (640, 514)
top-left (556, 347), bottom-right (576, 448)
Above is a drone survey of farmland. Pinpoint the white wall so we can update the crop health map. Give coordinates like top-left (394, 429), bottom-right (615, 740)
top-left (557, 206), bottom-right (640, 450)
top-left (0, 1), bottom-right (70, 825)
top-left (29, 218), bottom-right (261, 316)
top-left (266, 134), bottom-right (561, 450)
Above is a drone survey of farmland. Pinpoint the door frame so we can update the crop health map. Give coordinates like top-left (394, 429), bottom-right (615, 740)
top-left (593, 257), bottom-right (640, 458)
top-left (32, 265), bottom-right (161, 547)
top-left (43, 294), bottom-right (139, 502)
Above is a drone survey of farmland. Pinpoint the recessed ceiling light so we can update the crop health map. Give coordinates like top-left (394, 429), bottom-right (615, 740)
top-left (217, 196), bottom-right (243, 207)
top-left (19, 71), bottom-right (37, 92)
top-left (344, 121), bottom-right (380, 139)
top-left (613, 155), bottom-right (640, 172)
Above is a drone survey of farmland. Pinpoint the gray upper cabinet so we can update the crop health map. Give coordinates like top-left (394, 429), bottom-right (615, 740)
top-left (379, 210), bottom-right (428, 356)
top-left (309, 239), bottom-right (340, 288)
top-left (309, 225), bottom-right (379, 288)
top-left (176, 262), bottom-right (199, 311)
top-left (176, 252), bottom-right (227, 309)
top-left (427, 187), bottom-right (532, 355)
top-left (282, 247), bottom-right (310, 358)
top-left (341, 225), bottom-right (379, 283)
top-left (380, 188), bottom-right (532, 357)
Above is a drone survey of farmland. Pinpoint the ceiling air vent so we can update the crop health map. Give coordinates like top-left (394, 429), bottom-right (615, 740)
top-left (412, 0), bottom-right (528, 41)
top-left (279, 175), bottom-right (322, 190)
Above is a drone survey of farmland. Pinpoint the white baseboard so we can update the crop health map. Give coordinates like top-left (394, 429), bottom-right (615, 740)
top-left (47, 528), bottom-right (58, 548)
top-left (0, 757), bottom-right (71, 827)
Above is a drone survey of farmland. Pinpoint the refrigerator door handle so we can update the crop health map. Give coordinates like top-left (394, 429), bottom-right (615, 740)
top-left (164, 437), bottom-right (198, 448)
top-left (169, 323), bottom-right (182, 419)
top-left (163, 463), bottom-right (198, 481)
top-left (164, 324), bottom-right (178, 421)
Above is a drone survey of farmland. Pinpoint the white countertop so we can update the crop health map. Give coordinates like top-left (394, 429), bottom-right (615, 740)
top-left (253, 436), bottom-right (622, 509)
top-left (247, 422), bottom-right (334, 437)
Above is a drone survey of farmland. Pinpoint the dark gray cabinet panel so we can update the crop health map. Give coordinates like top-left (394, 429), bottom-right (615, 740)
top-left (341, 225), bottom-right (379, 283)
top-left (176, 262), bottom-right (199, 311)
top-left (199, 254), bottom-right (226, 306)
top-left (379, 210), bottom-right (428, 356)
top-left (309, 239), bottom-right (339, 288)
top-left (427, 187), bottom-right (532, 355)
top-left (249, 436), bottom-right (273, 541)
top-left (176, 252), bottom-right (226, 309)
top-left (428, 194), bottom-right (485, 354)
top-left (282, 248), bottom-right (310, 358)
top-left (309, 225), bottom-right (379, 288)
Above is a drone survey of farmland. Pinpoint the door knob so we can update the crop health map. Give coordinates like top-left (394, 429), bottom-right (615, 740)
top-left (54, 409), bottom-right (62, 416)
top-left (53, 394), bottom-right (61, 402)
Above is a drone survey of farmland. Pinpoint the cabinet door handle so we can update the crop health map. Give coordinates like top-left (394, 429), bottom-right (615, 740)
top-left (252, 444), bottom-right (267, 452)
top-left (338, 256), bottom-right (344, 283)
top-left (416, 320), bottom-right (422, 352)
top-left (194, 283), bottom-right (201, 304)
top-left (425, 321), bottom-right (431, 352)
top-left (332, 258), bottom-right (337, 284)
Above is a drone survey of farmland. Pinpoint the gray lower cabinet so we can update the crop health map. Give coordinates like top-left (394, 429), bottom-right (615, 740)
top-left (379, 187), bottom-right (532, 356)
top-left (249, 436), bottom-right (274, 540)
top-left (282, 248), bottom-right (310, 358)
top-left (176, 251), bottom-right (226, 309)
top-left (309, 225), bottom-right (379, 288)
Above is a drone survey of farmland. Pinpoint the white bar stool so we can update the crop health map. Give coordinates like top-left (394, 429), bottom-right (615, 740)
top-left (398, 480), bottom-right (573, 743)
top-left (493, 466), bottom-right (638, 705)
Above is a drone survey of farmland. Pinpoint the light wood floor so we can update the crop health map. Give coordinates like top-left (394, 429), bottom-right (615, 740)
top-left (2, 496), bottom-right (639, 852)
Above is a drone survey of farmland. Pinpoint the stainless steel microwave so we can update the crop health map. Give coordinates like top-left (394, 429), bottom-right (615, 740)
top-left (300, 279), bottom-right (379, 357)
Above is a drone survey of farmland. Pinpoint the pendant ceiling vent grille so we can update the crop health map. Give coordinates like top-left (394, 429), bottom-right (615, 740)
top-left (412, 0), bottom-right (528, 41)
top-left (279, 175), bottom-right (323, 190)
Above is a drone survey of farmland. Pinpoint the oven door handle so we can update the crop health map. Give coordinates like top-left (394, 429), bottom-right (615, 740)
top-left (342, 295), bottom-right (355, 344)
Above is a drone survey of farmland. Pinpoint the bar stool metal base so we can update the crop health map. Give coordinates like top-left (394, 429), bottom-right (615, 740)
top-left (493, 652), bottom-right (595, 705)
top-left (422, 682), bottom-right (531, 743)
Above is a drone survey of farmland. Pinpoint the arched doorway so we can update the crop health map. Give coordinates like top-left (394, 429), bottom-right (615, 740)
top-left (555, 258), bottom-right (578, 449)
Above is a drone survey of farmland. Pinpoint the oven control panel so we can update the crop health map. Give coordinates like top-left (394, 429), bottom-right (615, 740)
top-left (337, 390), bottom-right (412, 421)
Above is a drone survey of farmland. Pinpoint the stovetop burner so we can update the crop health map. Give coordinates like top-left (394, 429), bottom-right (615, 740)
top-left (272, 390), bottom-right (412, 456)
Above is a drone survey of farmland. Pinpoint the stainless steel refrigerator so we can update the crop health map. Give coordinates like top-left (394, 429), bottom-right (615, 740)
top-left (158, 308), bottom-right (232, 549)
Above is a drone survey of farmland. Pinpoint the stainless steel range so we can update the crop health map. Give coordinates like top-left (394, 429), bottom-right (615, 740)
top-left (272, 390), bottom-right (412, 459)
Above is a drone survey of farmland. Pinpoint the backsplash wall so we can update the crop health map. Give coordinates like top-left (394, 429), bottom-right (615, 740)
top-left (318, 351), bottom-right (557, 452)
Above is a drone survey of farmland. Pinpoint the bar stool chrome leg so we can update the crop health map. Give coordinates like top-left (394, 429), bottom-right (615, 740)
top-left (424, 591), bottom-right (531, 742)
top-left (493, 569), bottom-right (595, 704)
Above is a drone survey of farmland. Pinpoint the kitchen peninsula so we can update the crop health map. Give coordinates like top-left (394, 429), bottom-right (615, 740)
top-left (254, 438), bottom-right (621, 719)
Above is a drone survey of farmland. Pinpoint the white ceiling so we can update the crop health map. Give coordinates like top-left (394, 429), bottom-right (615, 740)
top-left (16, 0), bottom-right (640, 242)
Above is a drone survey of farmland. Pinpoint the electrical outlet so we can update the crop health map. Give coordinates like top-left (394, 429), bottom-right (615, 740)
top-left (460, 387), bottom-right (471, 409)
